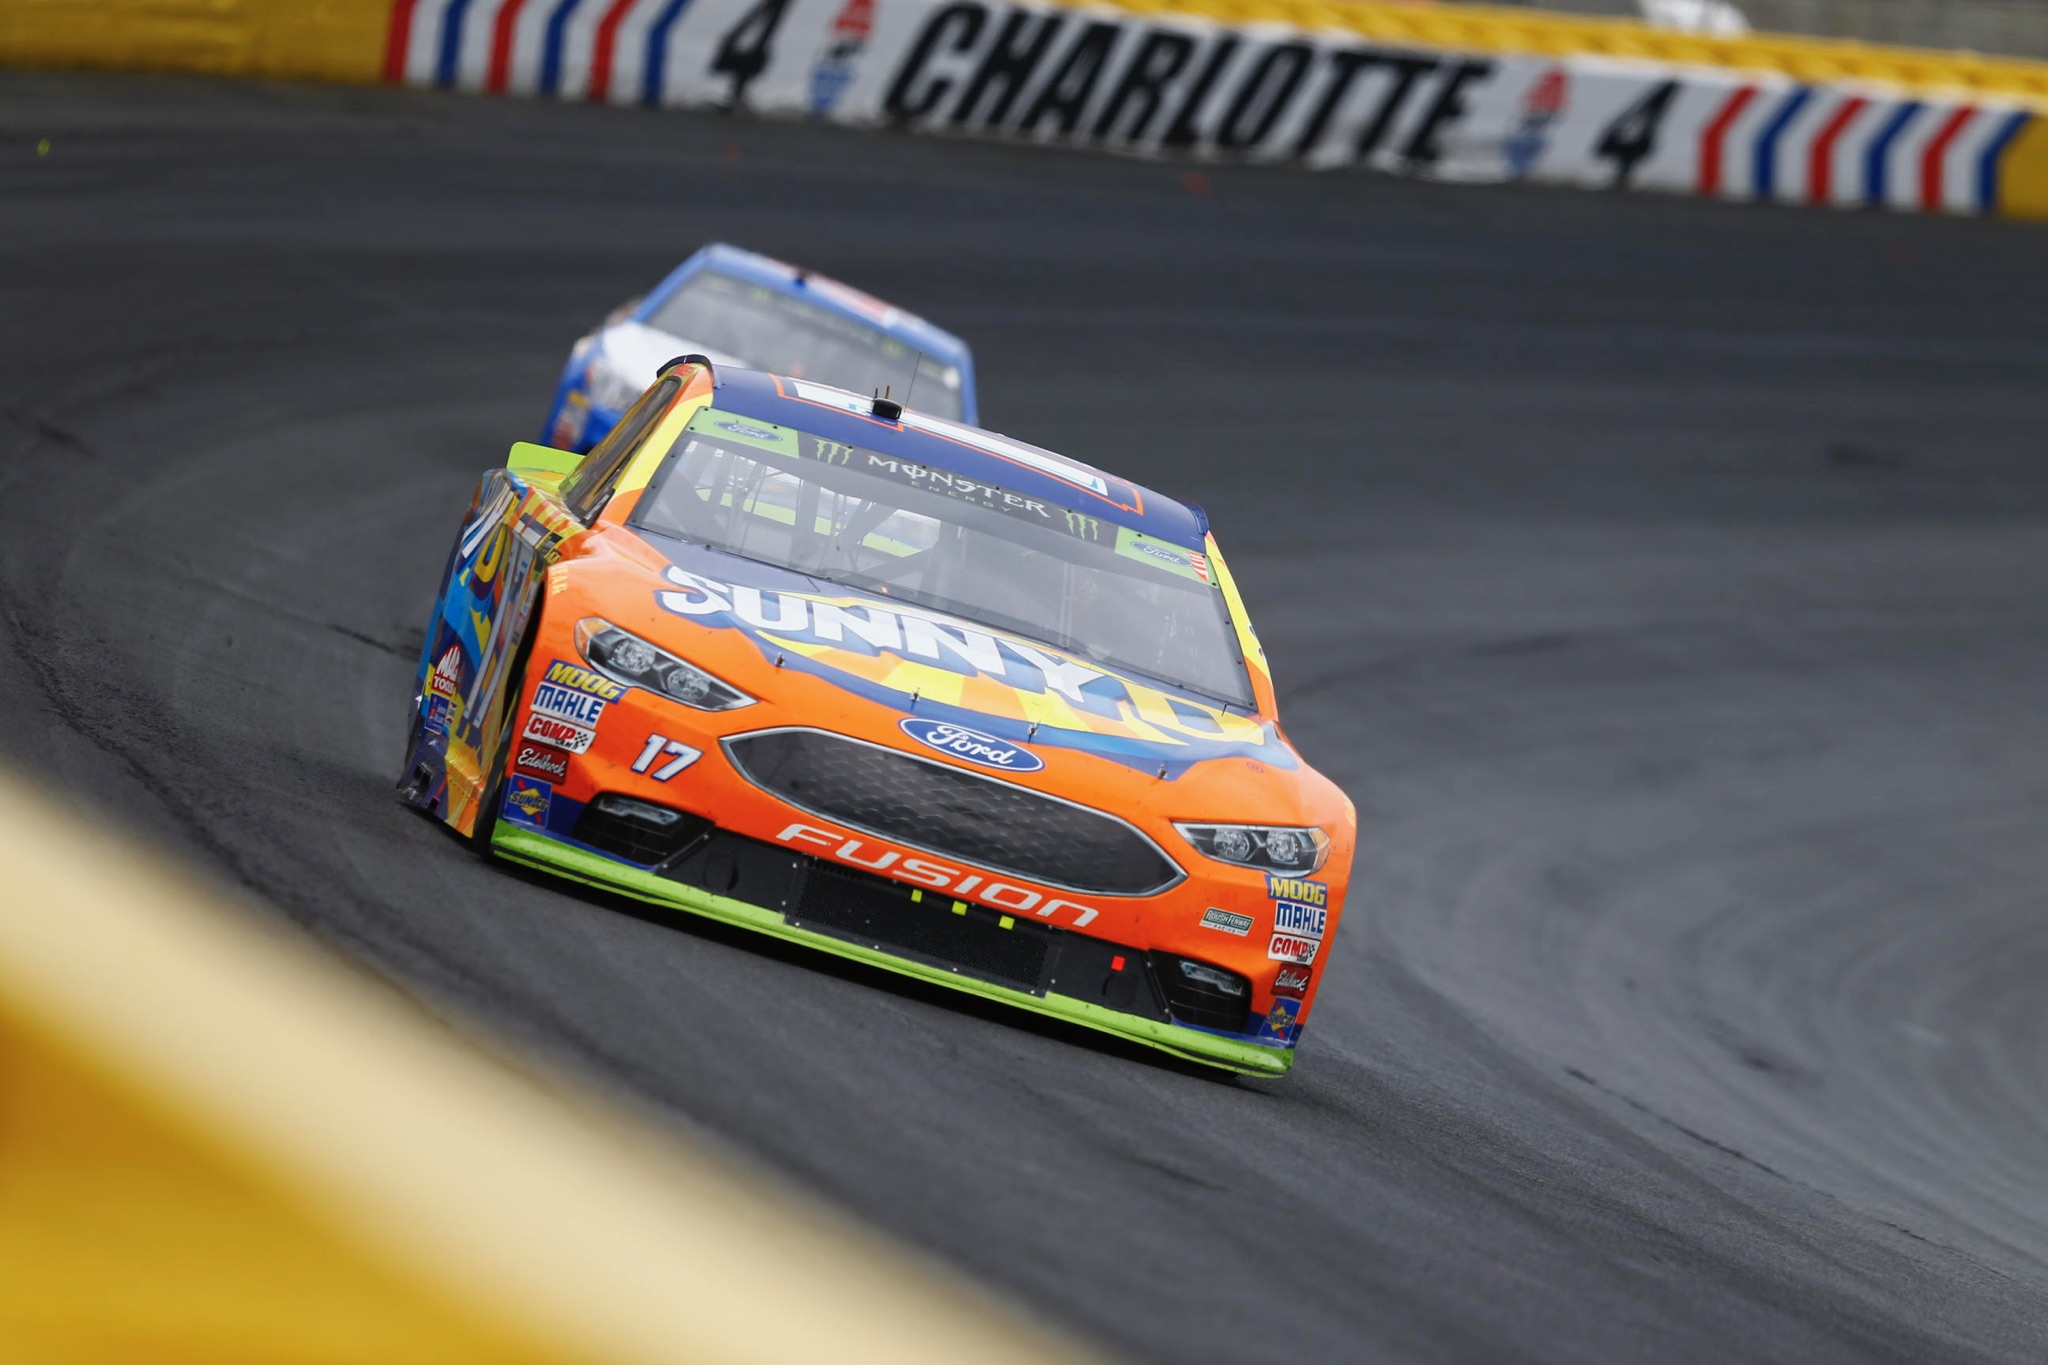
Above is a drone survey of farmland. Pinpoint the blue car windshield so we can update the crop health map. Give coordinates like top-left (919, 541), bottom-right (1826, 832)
top-left (646, 272), bottom-right (965, 420)
top-left (632, 408), bottom-right (1252, 707)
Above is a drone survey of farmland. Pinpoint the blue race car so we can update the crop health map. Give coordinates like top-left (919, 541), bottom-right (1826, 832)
top-left (543, 243), bottom-right (978, 453)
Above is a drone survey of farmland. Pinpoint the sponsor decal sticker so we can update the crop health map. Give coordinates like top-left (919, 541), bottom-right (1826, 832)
top-left (1265, 875), bottom-right (1328, 907)
top-left (711, 416), bottom-right (783, 443)
top-left (532, 679), bottom-right (607, 728)
top-left (1200, 907), bottom-right (1254, 937)
top-left (1267, 931), bottom-right (1320, 966)
top-left (542, 659), bottom-right (627, 701)
top-left (1506, 65), bottom-right (1570, 180)
top-left (523, 712), bottom-right (596, 754)
top-left (1114, 527), bottom-right (1212, 585)
top-left (1260, 996), bottom-right (1302, 1045)
top-left (504, 775), bottom-right (552, 827)
top-left (652, 563), bottom-right (1284, 777)
top-left (808, 0), bottom-right (874, 117)
top-left (899, 717), bottom-right (1044, 772)
top-left (1272, 965), bottom-right (1313, 999)
top-left (1272, 898), bottom-right (1328, 941)
top-left (514, 745), bottom-right (568, 781)
top-left (429, 644), bottom-right (464, 699)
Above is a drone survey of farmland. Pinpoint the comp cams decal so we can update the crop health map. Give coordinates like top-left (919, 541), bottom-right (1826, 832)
top-left (524, 713), bottom-right (596, 754)
top-left (1267, 931), bottom-right (1319, 966)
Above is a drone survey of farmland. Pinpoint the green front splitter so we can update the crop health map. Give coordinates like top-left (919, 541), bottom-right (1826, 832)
top-left (491, 825), bottom-right (1294, 1077)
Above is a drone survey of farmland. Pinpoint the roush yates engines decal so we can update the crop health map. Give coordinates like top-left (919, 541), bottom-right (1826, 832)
top-left (653, 563), bottom-right (1288, 776)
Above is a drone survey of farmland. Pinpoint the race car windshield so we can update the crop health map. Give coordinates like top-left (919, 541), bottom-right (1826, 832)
top-left (633, 409), bottom-right (1254, 707)
top-left (645, 272), bottom-right (964, 420)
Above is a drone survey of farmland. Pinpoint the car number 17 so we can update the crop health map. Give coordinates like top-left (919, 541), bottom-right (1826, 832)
top-left (632, 733), bottom-right (702, 781)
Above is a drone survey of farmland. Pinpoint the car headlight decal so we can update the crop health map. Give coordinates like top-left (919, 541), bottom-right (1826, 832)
top-left (1172, 822), bottom-right (1330, 874)
top-left (574, 618), bottom-right (754, 711)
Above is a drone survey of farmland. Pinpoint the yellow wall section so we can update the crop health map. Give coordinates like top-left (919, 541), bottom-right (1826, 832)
top-left (1996, 116), bottom-right (2048, 217)
top-left (0, 778), bottom-right (1087, 1365)
top-left (0, 0), bottom-right (392, 83)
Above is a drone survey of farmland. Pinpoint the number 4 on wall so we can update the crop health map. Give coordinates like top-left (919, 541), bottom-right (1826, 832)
top-left (632, 733), bottom-right (702, 781)
top-left (1596, 80), bottom-right (1680, 188)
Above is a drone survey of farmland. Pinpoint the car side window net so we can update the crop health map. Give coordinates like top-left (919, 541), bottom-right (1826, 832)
top-left (562, 374), bottom-right (682, 523)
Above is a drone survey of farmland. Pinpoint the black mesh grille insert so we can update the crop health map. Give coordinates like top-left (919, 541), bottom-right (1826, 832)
top-left (573, 795), bottom-right (712, 865)
top-left (1150, 952), bottom-right (1253, 1033)
top-left (723, 729), bottom-right (1181, 896)
top-left (793, 862), bottom-right (1053, 991)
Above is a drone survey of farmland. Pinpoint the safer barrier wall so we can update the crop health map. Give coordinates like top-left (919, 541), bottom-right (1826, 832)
top-left (386, 0), bottom-right (2048, 216)
top-left (7, 1), bottom-right (2048, 210)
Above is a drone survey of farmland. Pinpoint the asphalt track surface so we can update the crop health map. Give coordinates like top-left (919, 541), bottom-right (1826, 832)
top-left (5, 69), bottom-right (2048, 1363)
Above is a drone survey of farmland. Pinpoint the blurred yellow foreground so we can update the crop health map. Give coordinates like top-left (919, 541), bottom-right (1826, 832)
top-left (0, 778), bottom-right (1084, 1364)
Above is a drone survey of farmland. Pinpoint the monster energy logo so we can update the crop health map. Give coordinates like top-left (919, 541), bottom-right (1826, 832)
top-left (811, 438), bottom-right (854, 465)
top-left (1061, 509), bottom-right (1102, 540)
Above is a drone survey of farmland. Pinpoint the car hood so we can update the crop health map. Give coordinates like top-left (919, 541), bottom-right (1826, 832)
top-left (634, 536), bottom-right (1292, 781)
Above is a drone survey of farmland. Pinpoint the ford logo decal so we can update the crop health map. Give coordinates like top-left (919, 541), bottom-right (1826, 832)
top-left (899, 718), bottom-right (1045, 773)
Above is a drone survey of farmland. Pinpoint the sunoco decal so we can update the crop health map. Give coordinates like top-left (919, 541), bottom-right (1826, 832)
top-left (505, 776), bottom-right (553, 827)
top-left (1260, 997), bottom-right (1302, 1045)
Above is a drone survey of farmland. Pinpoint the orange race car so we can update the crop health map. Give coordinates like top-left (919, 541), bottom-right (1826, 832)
top-left (397, 358), bottom-right (1353, 1075)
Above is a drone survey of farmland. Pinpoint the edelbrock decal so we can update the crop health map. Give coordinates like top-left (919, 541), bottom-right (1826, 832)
top-left (515, 745), bottom-right (569, 781)
top-left (899, 717), bottom-right (1044, 772)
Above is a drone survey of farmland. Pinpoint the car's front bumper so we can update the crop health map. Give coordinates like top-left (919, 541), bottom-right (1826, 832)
top-left (490, 821), bottom-right (1295, 1077)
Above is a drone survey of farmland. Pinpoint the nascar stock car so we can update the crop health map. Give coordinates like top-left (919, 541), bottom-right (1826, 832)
top-left (401, 359), bottom-right (1350, 1075)
top-left (543, 242), bottom-right (977, 454)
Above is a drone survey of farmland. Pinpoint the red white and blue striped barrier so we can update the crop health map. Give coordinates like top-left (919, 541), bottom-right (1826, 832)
top-left (384, 0), bottom-right (2045, 217)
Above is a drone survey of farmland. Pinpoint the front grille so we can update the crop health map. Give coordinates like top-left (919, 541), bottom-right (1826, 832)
top-left (793, 862), bottom-right (1052, 991)
top-left (1151, 952), bottom-right (1253, 1033)
top-left (722, 728), bottom-right (1182, 896)
top-left (573, 794), bottom-right (712, 865)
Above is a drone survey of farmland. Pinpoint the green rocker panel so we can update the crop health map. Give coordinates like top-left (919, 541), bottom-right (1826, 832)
top-left (490, 826), bottom-right (1295, 1077)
